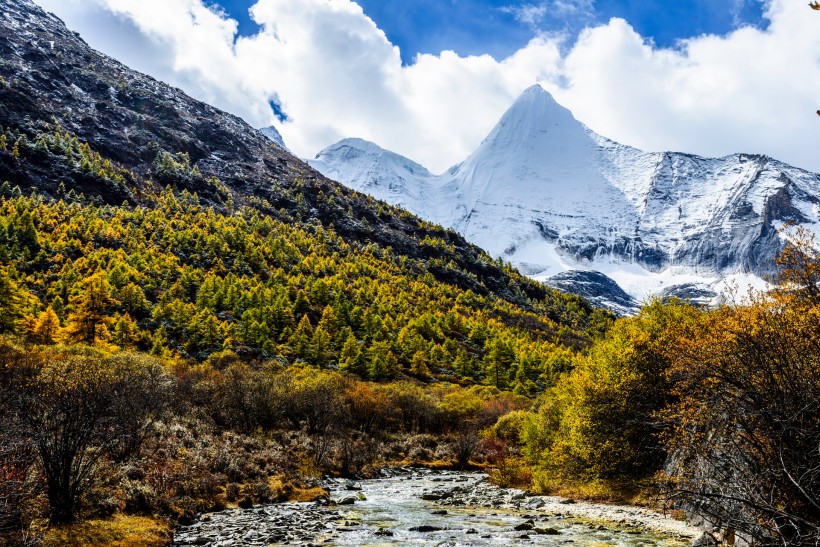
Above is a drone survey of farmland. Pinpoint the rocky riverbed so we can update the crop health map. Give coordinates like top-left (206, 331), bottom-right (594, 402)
top-left (173, 469), bottom-right (699, 546)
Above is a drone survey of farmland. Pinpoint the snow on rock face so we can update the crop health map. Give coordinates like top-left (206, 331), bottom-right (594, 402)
top-left (309, 84), bottom-right (820, 309)
top-left (259, 125), bottom-right (290, 153)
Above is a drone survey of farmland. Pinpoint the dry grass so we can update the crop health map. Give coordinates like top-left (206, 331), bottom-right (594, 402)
top-left (288, 487), bottom-right (329, 502)
top-left (266, 475), bottom-right (328, 503)
top-left (530, 471), bottom-right (656, 506)
top-left (42, 514), bottom-right (171, 547)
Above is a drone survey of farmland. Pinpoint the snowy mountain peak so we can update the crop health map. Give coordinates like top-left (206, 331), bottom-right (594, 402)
top-left (314, 138), bottom-right (433, 180)
top-left (308, 85), bottom-right (820, 314)
top-left (310, 138), bottom-right (437, 217)
top-left (259, 125), bottom-right (290, 153)
top-left (476, 84), bottom-right (587, 152)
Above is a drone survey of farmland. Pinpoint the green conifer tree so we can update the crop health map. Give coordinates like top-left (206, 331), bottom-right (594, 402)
top-left (65, 273), bottom-right (117, 344)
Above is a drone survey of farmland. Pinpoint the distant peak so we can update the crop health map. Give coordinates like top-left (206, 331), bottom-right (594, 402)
top-left (522, 83), bottom-right (548, 95)
top-left (258, 125), bottom-right (290, 153)
top-left (510, 83), bottom-right (565, 111)
top-left (321, 138), bottom-right (385, 155)
top-left (317, 138), bottom-right (433, 178)
top-left (470, 83), bottom-right (585, 154)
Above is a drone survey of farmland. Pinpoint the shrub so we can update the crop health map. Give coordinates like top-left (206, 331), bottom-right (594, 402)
top-left (1, 347), bottom-right (170, 523)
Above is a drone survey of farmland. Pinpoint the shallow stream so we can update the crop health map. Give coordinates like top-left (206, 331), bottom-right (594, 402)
top-left (174, 470), bottom-right (693, 546)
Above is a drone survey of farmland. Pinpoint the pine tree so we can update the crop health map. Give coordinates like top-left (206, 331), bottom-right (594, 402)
top-left (150, 325), bottom-right (169, 357)
top-left (368, 341), bottom-right (398, 380)
top-left (410, 350), bottom-right (430, 378)
top-left (316, 305), bottom-right (338, 338)
top-left (289, 315), bottom-right (314, 359)
top-left (0, 266), bottom-right (25, 333)
top-left (65, 273), bottom-right (117, 344)
top-left (119, 282), bottom-right (150, 317)
top-left (339, 333), bottom-right (366, 376)
top-left (33, 306), bottom-right (61, 344)
top-left (453, 349), bottom-right (475, 380)
top-left (311, 326), bottom-right (332, 366)
top-left (188, 310), bottom-right (224, 354)
top-left (483, 337), bottom-right (516, 389)
top-left (112, 313), bottom-right (139, 348)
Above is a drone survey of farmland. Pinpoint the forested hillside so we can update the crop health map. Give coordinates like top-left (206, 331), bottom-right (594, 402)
top-left (0, 180), bottom-right (602, 387)
top-left (0, 0), bottom-right (572, 309)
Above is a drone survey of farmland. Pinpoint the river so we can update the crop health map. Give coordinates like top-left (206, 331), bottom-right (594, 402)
top-left (173, 469), bottom-right (696, 546)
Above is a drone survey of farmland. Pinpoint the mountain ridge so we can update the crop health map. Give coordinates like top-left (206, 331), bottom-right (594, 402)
top-left (309, 84), bottom-right (820, 311)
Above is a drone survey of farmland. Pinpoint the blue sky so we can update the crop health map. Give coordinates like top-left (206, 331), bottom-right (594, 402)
top-left (209, 0), bottom-right (767, 63)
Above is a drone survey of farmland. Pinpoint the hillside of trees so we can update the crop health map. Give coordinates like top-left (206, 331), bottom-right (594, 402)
top-left (0, 131), bottom-right (608, 542)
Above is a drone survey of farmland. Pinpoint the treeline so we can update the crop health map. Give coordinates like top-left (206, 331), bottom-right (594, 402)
top-left (494, 231), bottom-right (820, 546)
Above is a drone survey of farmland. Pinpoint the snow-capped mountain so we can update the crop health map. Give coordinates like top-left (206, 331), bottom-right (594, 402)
top-left (309, 85), bottom-right (820, 312)
top-left (259, 125), bottom-right (290, 152)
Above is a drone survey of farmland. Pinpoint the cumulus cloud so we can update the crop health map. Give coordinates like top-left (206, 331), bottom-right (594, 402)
top-left (33, 0), bottom-right (820, 174)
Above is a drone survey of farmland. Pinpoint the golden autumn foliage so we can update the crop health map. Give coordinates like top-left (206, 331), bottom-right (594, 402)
top-left (0, 192), bottom-right (603, 391)
top-left (662, 228), bottom-right (820, 545)
top-left (521, 299), bottom-right (701, 480)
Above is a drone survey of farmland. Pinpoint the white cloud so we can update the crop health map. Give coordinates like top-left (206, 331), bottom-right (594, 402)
top-left (33, 0), bottom-right (820, 174)
top-left (502, 4), bottom-right (548, 26)
top-left (501, 1), bottom-right (595, 30)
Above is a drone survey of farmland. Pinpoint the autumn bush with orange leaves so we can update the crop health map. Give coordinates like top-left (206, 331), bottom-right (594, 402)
top-left (661, 228), bottom-right (820, 545)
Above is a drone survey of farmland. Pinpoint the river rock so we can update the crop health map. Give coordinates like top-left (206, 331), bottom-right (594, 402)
top-left (528, 498), bottom-right (546, 508)
top-left (410, 525), bottom-right (445, 532)
top-left (693, 532), bottom-right (720, 546)
top-left (344, 480), bottom-right (362, 491)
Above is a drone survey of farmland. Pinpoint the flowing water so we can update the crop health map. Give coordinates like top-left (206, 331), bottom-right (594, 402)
top-left (174, 470), bottom-right (693, 546)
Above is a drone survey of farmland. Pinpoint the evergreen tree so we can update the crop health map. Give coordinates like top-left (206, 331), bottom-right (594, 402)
top-left (289, 315), bottom-right (314, 359)
top-left (150, 325), bottom-right (169, 357)
top-left (112, 313), bottom-right (139, 348)
top-left (483, 337), bottom-right (516, 389)
top-left (339, 333), bottom-right (366, 376)
top-left (118, 282), bottom-right (150, 317)
top-left (33, 306), bottom-right (61, 344)
top-left (0, 266), bottom-right (26, 333)
top-left (311, 326), bottom-right (332, 366)
top-left (64, 273), bottom-right (117, 344)
top-left (368, 341), bottom-right (398, 380)
top-left (410, 350), bottom-right (430, 378)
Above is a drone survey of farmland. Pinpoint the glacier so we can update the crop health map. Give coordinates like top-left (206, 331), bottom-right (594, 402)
top-left (309, 85), bottom-right (820, 313)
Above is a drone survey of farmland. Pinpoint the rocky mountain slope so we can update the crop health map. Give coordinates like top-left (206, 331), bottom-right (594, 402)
top-left (310, 85), bottom-right (820, 311)
top-left (0, 0), bottom-right (585, 314)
